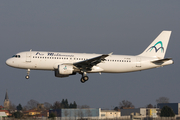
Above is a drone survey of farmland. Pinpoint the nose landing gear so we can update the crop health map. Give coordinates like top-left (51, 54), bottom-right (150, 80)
top-left (25, 69), bottom-right (30, 79)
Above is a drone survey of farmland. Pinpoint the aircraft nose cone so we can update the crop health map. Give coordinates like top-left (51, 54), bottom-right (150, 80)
top-left (6, 58), bottom-right (13, 66)
top-left (6, 59), bottom-right (10, 66)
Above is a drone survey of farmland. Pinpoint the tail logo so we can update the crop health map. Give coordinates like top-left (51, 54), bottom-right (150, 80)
top-left (146, 41), bottom-right (164, 53)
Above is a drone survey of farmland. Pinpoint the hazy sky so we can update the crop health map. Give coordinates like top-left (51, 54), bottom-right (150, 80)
top-left (1, 0), bottom-right (180, 109)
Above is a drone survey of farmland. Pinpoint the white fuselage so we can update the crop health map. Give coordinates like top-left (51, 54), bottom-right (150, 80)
top-left (6, 51), bottom-right (173, 73)
top-left (5, 31), bottom-right (174, 82)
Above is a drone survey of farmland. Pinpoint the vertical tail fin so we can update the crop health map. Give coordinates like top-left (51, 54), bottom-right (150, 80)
top-left (139, 31), bottom-right (172, 59)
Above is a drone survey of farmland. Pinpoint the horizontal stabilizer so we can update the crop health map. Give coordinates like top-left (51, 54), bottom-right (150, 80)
top-left (151, 58), bottom-right (172, 63)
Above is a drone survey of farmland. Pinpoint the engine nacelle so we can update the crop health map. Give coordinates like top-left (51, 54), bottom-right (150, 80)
top-left (54, 70), bottom-right (69, 78)
top-left (54, 64), bottom-right (76, 78)
top-left (58, 65), bottom-right (73, 75)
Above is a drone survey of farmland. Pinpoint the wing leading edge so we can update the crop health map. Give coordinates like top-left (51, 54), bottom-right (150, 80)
top-left (73, 52), bottom-right (113, 72)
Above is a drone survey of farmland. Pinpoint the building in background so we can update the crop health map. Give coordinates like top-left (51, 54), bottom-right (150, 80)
top-left (23, 110), bottom-right (41, 116)
top-left (4, 91), bottom-right (10, 110)
top-left (0, 106), bottom-right (4, 110)
top-left (157, 103), bottom-right (180, 115)
top-left (49, 108), bottom-right (121, 119)
top-left (49, 108), bottom-right (100, 119)
top-left (146, 108), bottom-right (159, 118)
top-left (0, 112), bottom-right (7, 118)
top-left (100, 110), bottom-right (121, 119)
top-left (0, 110), bottom-right (10, 116)
top-left (121, 108), bottom-right (146, 117)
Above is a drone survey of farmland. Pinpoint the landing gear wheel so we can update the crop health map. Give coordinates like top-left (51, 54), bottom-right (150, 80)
top-left (80, 78), bottom-right (85, 83)
top-left (83, 76), bottom-right (89, 81)
top-left (25, 69), bottom-right (30, 79)
top-left (25, 75), bottom-right (30, 79)
top-left (80, 76), bottom-right (89, 83)
top-left (79, 71), bottom-right (89, 83)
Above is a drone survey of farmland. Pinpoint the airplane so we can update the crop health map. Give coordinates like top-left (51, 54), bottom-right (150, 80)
top-left (6, 31), bottom-right (173, 83)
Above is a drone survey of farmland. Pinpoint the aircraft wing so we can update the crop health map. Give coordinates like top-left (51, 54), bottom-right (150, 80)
top-left (73, 52), bottom-right (113, 71)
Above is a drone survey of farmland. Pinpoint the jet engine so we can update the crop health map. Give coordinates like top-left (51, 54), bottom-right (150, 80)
top-left (54, 65), bottom-right (76, 78)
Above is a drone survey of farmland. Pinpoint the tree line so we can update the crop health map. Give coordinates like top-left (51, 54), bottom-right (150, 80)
top-left (11, 96), bottom-right (170, 111)
top-left (51, 99), bottom-right (77, 109)
top-left (9, 99), bottom-right (78, 111)
top-left (10, 99), bottom-right (78, 119)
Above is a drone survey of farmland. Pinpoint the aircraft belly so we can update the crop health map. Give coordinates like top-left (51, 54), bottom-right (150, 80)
top-left (34, 61), bottom-right (54, 70)
top-left (19, 60), bottom-right (54, 70)
top-left (99, 62), bottom-right (136, 73)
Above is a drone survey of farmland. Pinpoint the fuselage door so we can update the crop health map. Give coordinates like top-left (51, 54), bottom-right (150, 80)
top-left (136, 57), bottom-right (141, 67)
top-left (26, 52), bottom-right (31, 62)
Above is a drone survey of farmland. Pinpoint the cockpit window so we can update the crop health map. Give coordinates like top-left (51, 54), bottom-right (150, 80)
top-left (12, 55), bottom-right (20, 58)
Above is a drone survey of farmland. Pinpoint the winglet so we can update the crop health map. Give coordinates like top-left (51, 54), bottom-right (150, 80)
top-left (108, 52), bottom-right (113, 56)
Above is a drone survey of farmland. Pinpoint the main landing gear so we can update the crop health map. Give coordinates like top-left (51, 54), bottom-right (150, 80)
top-left (80, 72), bottom-right (89, 83)
top-left (25, 69), bottom-right (30, 79)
